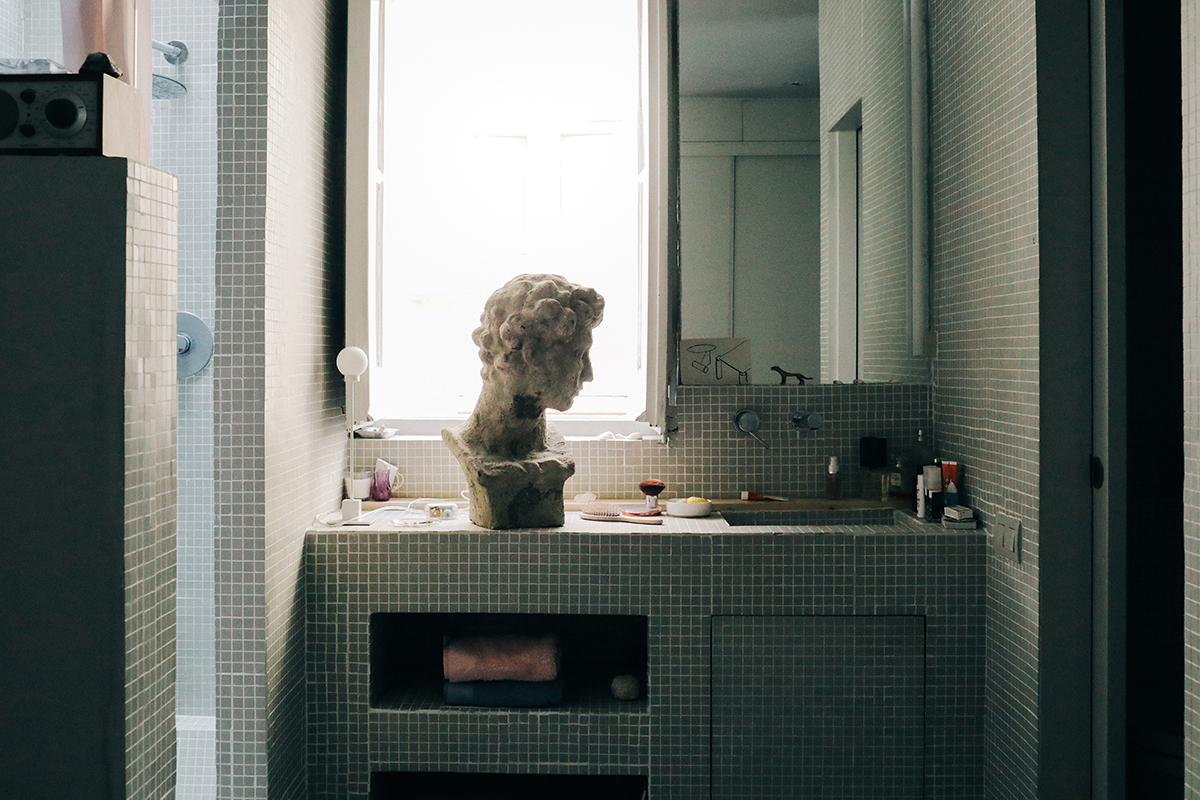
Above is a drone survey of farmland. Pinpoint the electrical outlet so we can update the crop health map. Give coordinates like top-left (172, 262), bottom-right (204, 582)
top-left (991, 514), bottom-right (1022, 564)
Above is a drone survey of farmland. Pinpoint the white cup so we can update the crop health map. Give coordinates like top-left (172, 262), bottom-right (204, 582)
top-left (344, 472), bottom-right (372, 500)
top-left (341, 498), bottom-right (362, 521)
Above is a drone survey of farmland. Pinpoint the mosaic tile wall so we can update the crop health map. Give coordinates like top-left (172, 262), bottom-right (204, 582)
top-left (214, 0), bottom-right (345, 798)
top-left (1186, 0), bottom-right (1200, 794)
top-left (818, 0), bottom-right (930, 384)
top-left (306, 529), bottom-right (984, 800)
top-left (927, 0), bottom-right (1041, 797)
top-left (354, 383), bottom-right (931, 503)
top-left (0, 0), bottom-right (18, 56)
top-left (261, 0), bottom-right (345, 797)
top-left (0, 0), bottom-right (61, 71)
top-left (123, 160), bottom-right (181, 800)
top-left (213, 4), bottom-right (272, 792)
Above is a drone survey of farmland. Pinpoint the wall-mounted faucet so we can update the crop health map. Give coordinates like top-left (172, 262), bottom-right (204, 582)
top-left (791, 410), bottom-right (823, 431)
top-left (734, 408), bottom-right (770, 449)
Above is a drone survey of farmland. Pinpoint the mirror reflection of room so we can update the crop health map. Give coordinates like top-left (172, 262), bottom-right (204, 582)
top-left (678, 0), bottom-right (821, 385)
top-left (678, 0), bottom-right (931, 386)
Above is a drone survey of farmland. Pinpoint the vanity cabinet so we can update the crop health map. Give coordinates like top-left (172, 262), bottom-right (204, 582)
top-left (712, 615), bottom-right (924, 799)
top-left (305, 527), bottom-right (984, 800)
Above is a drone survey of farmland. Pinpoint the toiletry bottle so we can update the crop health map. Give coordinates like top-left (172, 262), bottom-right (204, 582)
top-left (930, 488), bottom-right (945, 520)
top-left (825, 455), bottom-right (842, 499)
top-left (945, 479), bottom-right (959, 510)
top-left (909, 429), bottom-right (934, 509)
top-left (887, 456), bottom-right (907, 499)
top-left (940, 461), bottom-right (960, 501)
top-left (922, 464), bottom-right (943, 521)
top-left (912, 429), bottom-right (934, 471)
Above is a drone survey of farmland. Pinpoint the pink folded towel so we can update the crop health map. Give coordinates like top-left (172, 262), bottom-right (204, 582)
top-left (443, 634), bottom-right (560, 683)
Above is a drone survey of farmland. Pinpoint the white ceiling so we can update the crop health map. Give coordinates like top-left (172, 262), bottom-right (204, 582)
top-left (678, 0), bottom-right (820, 98)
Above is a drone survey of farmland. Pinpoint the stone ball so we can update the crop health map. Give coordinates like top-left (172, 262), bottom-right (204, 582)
top-left (610, 674), bottom-right (640, 701)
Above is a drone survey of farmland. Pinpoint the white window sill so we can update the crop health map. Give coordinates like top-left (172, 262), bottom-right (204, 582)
top-left (360, 419), bottom-right (662, 442)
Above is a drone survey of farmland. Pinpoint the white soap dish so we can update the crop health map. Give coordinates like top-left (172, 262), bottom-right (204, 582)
top-left (355, 426), bottom-right (397, 439)
top-left (664, 498), bottom-right (712, 517)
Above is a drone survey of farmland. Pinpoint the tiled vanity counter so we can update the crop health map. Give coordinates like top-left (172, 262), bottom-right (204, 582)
top-left (305, 515), bottom-right (985, 800)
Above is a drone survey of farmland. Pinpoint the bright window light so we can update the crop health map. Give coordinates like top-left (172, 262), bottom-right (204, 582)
top-left (368, 0), bottom-right (647, 428)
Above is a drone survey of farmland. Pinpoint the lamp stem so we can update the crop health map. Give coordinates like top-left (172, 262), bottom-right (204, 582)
top-left (347, 379), bottom-right (357, 482)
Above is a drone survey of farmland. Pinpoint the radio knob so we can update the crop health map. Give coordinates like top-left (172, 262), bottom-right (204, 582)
top-left (45, 97), bottom-right (79, 129)
top-left (19, 123), bottom-right (35, 137)
top-left (41, 94), bottom-right (87, 138)
top-left (19, 88), bottom-right (36, 104)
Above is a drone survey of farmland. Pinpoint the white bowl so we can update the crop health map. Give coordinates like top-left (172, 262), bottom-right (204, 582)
top-left (664, 498), bottom-right (712, 517)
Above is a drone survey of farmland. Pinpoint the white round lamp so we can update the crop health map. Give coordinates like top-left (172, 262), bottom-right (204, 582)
top-left (337, 346), bottom-right (368, 382)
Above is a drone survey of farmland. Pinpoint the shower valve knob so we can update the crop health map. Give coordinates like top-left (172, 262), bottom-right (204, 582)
top-left (791, 411), bottom-right (823, 430)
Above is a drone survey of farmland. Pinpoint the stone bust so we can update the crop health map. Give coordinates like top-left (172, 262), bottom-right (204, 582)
top-left (443, 274), bottom-right (605, 529)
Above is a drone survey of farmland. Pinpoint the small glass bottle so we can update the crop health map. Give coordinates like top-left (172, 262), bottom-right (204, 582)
top-left (825, 455), bottom-right (842, 499)
top-left (887, 456), bottom-right (907, 499)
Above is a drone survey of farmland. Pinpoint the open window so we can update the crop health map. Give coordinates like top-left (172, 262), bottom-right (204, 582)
top-left (345, 0), bottom-right (673, 437)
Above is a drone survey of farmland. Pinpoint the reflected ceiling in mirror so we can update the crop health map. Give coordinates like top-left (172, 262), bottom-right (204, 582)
top-left (679, 0), bottom-right (819, 98)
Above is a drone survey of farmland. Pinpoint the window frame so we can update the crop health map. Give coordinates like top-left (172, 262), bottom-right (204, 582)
top-left (344, 0), bottom-right (673, 439)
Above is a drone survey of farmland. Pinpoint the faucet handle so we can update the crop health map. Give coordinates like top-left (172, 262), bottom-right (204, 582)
top-left (791, 411), bottom-right (823, 430)
top-left (734, 408), bottom-right (771, 449)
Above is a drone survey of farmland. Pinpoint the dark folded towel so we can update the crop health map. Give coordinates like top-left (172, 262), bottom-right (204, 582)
top-left (443, 678), bottom-right (564, 707)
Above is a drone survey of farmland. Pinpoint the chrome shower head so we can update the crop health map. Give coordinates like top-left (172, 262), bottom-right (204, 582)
top-left (152, 74), bottom-right (187, 100)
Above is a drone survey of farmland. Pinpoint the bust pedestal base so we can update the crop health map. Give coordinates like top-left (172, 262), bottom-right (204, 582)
top-left (442, 426), bottom-right (575, 529)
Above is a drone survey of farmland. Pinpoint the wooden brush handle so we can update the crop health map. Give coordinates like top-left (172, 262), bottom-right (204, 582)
top-left (580, 513), bottom-right (663, 525)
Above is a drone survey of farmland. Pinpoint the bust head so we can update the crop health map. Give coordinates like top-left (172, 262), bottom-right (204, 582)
top-left (472, 273), bottom-right (605, 412)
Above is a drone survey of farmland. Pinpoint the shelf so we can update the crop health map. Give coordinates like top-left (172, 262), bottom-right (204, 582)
top-left (370, 613), bottom-right (649, 712)
top-left (371, 771), bottom-right (647, 800)
top-left (371, 681), bottom-right (647, 715)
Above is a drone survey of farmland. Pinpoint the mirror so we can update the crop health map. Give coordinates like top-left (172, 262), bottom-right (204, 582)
top-left (676, 0), bottom-right (930, 385)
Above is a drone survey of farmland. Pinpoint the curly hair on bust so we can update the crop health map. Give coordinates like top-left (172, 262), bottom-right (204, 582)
top-left (473, 274), bottom-right (605, 374)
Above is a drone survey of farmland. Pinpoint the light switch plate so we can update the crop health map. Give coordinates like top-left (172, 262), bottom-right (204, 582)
top-left (991, 514), bottom-right (1021, 563)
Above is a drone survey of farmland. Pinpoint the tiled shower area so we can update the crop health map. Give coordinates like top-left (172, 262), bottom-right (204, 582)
top-left (151, 1), bottom-right (218, 796)
top-left (0, 1), bottom-right (218, 797)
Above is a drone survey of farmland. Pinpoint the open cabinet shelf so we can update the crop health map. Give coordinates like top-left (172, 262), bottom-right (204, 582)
top-left (371, 771), bottom-right (648, 800)
top-left (370, 612), bottom-right (649, 714)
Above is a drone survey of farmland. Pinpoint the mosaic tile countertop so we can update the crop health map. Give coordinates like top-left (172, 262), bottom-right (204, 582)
top-left (306, 519), bottom-right (985, 800)
top-left (312, 504), bottom-right (974, 537)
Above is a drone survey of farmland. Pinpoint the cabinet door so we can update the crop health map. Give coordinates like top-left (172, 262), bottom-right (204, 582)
top-left (711, 616), bottom-right (924, 799)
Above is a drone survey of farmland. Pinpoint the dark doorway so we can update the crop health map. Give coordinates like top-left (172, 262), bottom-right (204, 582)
top-left (1124, 2), bottom-right (1184, 796)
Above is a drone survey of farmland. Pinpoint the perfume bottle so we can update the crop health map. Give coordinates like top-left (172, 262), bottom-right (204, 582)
top-left (887, 456), bottom-right (907, 499)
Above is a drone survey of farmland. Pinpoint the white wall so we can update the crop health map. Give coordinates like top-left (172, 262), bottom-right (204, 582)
top-left (679, 97), bottom-right (822, 383)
